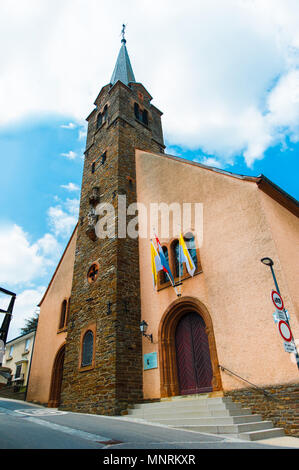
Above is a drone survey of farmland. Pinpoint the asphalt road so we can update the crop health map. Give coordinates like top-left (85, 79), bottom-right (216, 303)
top-left (0, 398), bottom-right (293, 450)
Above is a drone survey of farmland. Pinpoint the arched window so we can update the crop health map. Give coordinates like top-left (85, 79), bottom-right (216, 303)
top-left (103, 105), bottom-right (108, 122)
top-left (142, 109), bottom-right (148, 126)
top-left (59, 300), bottom-right (67, 330)
top-left (96, 112), bottom-right (102, 129)
top-left (172, 240), bottom-right (183, 278)
top-left (134, 102), bottom-right (140, 120)
top-left (160, 246), bottom-right (169, 284)
top-left (81, 330), bottom-right (94, 367)
top-left (184, 232), bottom-right (198, 271)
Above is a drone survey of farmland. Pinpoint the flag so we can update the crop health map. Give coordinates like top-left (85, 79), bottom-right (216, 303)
top-left (155, 235), bottom-right (175, 286)
top-left (151, 241), bottom-right (163, 288)
top-left (179, 233), bottom-right (196, 276)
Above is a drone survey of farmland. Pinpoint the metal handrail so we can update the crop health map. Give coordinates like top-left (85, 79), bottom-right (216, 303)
top-left (218, 364), bottom-right (280, 402)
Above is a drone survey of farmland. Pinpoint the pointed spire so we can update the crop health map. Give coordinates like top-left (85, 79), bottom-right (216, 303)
top-left (110, 25), bottom-right (136, 86)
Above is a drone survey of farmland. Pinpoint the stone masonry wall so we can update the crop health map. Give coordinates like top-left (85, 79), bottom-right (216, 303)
top-left (225, 383), bottom-right (299, 436)
top-left (60, 80), bottom-right (165, 416)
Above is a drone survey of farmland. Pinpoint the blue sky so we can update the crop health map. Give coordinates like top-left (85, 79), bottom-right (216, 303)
top-left (0, 0), bottom-right (298, 340)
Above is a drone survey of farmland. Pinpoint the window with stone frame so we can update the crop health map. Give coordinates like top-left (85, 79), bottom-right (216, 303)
top-left (96, 104), bottom-right (108, 130)
top-left (134, 102), bottom-right (149, 126)
top-left (96, 112), bottom-right (103, 129)
top-left (58, 299), bottom-right (68, 330)
top-left (81, 330), bottom-right (94, 367)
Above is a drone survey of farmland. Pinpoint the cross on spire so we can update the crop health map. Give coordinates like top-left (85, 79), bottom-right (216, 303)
top-left (121, 24), bottom-right (126, 43)
top-left (110, 25), bottom-right (136, 86)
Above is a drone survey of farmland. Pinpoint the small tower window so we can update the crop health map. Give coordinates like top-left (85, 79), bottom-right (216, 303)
top-left (91, 162), bottom-right (95, 174)
top-left (134, 102), bottom-right (149, 126)
top-left (103, 105), bottom-right (108, 122)
top-left (142, 109), bottom-right (148, 126)
top-left (134, 102), bottom-right (140, 120)
top-left (97, 112), bottom-right (103, 129)
top-left (101, 152), bottom-right (106, 165)
top-left (81, 330), bottom-right (94, 367)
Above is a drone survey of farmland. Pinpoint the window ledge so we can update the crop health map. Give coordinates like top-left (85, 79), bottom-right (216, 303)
top-left (79, 364), bottom-right (94, 373)
top-left (57, 327), bottom-right (67, 334)
top-left (95, 121), bottom-right (107, 135)
top-left (157, 269), bottom-right (203, 292)
top-left (134, 118), bottom-right (150, 130)
top-left (6, 357), bottom-right (13, 361)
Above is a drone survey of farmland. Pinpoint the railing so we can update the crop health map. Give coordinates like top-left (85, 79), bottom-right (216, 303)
top-left (219, 364), bottom-right (281, 402)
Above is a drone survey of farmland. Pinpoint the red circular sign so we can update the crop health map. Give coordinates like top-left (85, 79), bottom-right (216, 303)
top-left (278, 320), bottom-right (292, 342)
top-left (271, 291), bottom-right (284, 311)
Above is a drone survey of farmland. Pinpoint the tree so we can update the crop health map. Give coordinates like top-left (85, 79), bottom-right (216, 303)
top-left (20, 311), bottom-right (39, 335)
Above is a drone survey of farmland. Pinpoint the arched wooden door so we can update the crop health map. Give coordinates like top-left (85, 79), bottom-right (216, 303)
top-left (48, 345), bottom-right (65, 407)
top-left (175, 312), bottom-right (213, 395)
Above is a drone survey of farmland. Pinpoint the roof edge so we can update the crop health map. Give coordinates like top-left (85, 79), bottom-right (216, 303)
top-left (136, 150), bottom-right (299, 217)
top-left (38, 223), bottom-right (78, 307)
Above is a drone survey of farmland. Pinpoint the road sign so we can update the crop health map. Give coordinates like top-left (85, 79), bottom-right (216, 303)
top-left (283, 341), bottom-right (297, 353)
top-left (273, 309), bottom-right (288, 323)
top-left (278, 320), bottom-right (293, 342)
top-left (271, 291), bottom-right (284, 311)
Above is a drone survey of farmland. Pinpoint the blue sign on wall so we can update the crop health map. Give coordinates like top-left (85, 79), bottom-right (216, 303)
top-left (144, 352), bottom-right (158, 370)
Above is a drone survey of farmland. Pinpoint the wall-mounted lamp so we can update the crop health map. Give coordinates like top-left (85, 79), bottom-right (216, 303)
top-left (140, 320), bottom-right (153, 343)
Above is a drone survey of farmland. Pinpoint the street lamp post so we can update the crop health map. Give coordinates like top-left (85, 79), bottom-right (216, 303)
top-left (261, 258), bottom-right (299, 371)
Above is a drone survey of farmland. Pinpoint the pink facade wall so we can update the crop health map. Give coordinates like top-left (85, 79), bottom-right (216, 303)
top-left (26, 229), bottom-right (77, 405)
top-left (136, 150), bottom-right (299, 399)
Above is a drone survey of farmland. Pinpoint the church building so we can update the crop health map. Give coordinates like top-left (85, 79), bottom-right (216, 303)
top-left (27, 34), bottom-right (299, 436)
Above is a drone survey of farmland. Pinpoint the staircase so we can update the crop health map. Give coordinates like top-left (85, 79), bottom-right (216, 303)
top-left (124, 395), bottom-right (285, 441)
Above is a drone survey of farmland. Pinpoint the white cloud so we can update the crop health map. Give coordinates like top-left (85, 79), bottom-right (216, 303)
top-left (194, 156), bottom-right (223, 168)
top-left (60, 122), bottom-right (77, 129)
top-left (61, 182), bottom-right (80, 192)
top-left (6, 287), bottom-right (45, 341)
top-left (48, 198), bottom-right (79, 238)
top-left (0, 0), bottom-right (299, 165)
top-left (0, 225), bottom-right (60, 287)
top-left (78, 125), bottom-right (88, 141)
top-left (60, 150), bottom-right (77, 160)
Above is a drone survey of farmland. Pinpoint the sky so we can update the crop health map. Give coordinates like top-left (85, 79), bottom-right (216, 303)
top-left (0, 0), bottom-right (298, 340)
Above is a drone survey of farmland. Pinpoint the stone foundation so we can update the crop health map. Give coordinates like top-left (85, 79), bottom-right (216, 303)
top-left (225, 383), bottom-right (299, 437)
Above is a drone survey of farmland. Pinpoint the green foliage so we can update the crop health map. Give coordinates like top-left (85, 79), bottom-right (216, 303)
top-left (20, 312), bottom-right (39, 335)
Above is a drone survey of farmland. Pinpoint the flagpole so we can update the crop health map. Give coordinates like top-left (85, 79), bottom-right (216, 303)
top-left (165, 271), bottom-right (181, 297)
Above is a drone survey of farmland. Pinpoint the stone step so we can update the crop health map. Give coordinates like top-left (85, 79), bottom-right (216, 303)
top-left (128, 407), bottom-right (252, 418)
top-left (135, 397), bottom-right (233, 408)
top-left (238, 428), bottom-right (285, 441)
top-left (132, 397), bottom-right (235, 410)
top-left (146, 414), bottom-right (262, 426)
top-left (172, 420), bottom-right (274, 434)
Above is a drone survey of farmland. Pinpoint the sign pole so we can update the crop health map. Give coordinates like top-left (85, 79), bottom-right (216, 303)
top-left (271, 290), bottom-right (299, 371)
top-left (261, 258), bottom-right (299, 371)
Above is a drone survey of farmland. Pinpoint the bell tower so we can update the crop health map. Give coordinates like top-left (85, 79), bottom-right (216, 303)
top-left (60, 31), bottom-right (165, 415)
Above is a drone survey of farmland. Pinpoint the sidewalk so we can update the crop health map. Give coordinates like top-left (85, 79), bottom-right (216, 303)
top-left (256, 436), bottom-right (299, 448)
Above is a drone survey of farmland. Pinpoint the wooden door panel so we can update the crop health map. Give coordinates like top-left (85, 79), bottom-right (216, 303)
top-left (175, 312), bottom-right (213, 395)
